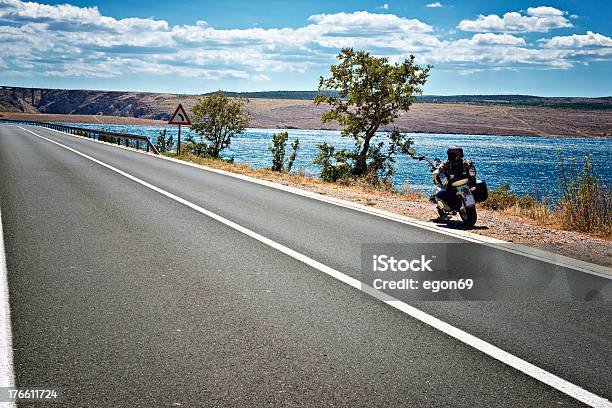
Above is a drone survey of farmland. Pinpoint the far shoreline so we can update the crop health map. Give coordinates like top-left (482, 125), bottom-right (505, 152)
top-left (1, 110), bottom-right (611, 139)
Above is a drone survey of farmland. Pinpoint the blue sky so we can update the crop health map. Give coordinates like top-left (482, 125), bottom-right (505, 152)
top-left (1, 0), bottom-right (611, 96)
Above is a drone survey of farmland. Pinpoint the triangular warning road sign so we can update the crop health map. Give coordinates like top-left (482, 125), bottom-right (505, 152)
top-left (168, 103), bottom-right (191, 125)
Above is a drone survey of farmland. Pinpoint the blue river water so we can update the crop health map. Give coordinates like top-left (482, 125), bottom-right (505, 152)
top-left (67, 123), bottom-right (611, 200)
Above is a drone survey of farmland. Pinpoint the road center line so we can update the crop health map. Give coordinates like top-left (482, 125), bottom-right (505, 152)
top-left (18, 126), bottom-right (612, 408)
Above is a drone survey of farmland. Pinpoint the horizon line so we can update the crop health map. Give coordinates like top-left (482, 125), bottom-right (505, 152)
top-left (1, 84), bottom-right (610, 99)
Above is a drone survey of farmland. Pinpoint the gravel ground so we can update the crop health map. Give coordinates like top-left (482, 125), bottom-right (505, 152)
top-left (300, 185), bottom-right (612, 267)
top-left (204, 163), bottom-right (610, 268)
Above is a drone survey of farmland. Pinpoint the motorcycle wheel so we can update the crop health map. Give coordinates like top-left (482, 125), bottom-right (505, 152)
top-left (459, 204), bottom-right (477, 226)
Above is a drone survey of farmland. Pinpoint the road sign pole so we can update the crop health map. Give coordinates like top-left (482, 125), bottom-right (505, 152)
top-left (168, 103), bottom-right (191, 157)
top-left (178, 124), bottom-right (181, 156)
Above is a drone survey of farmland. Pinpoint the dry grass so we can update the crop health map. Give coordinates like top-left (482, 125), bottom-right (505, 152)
top-left (557, 154), bottom-right (611, 237)
top-left (165, 150), bottom-right (609, 240)
top-left (167, 151), bottom-right (410, 200)
top-left (401, 181), bottom-right (427, 201)
top-left (496, 205), bottom-right (558, 228)
top-left (482, 178), bottom-right (611, 239)
top-left (175, 150), bottom-right (610, 239)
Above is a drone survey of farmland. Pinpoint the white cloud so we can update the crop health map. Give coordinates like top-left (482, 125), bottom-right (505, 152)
top-left (380, 4), bottom-right (389, 10)
top-left (466, 33), bottom-right (526, 46)
top-left (525, 6), bottom-right (564, 17)
top-left (426, 2), bottom-right (443, 8)
top-left (0, 0), bottom-right (608, 82)
top-left (540, 31), bottom-right (612, 48)
top-left (0, 0), bottom-right (168, 32)
top-left (458, 6), bottom-right (572, 33)
top-left (307, 11), bottom-right (433, 33)
top-left (0, 3), bottom-right (437, 80)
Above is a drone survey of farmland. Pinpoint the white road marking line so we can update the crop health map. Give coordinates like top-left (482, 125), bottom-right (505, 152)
top-left (18, 126), bottom-right (612, 407)
top-left (34, 124), bottom-right (612, 279)
top-left (0, 201), bottom-right (17, 407)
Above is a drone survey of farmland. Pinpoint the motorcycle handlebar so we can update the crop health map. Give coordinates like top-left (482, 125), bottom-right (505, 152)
top-left (410, 155), bottom-right (437, 170)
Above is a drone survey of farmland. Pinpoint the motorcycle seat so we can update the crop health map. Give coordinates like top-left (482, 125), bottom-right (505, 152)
top-left (451, 178), bottom-right (469, 187)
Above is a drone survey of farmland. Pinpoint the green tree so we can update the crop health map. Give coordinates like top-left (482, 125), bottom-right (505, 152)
top-left (314, 48), bottom-right (430, 176)
top-left (155, 129), bottom-right (174, 153)
top-left (364, 128), bottom-right (415, 186)
top-left (269, 131), bottom-right (300, 172)
top-left (189, 92), bottom-right (249, 158)
top-left (287, 138), bottom-right (300, 173)
top-left (269, 131), bottom-right (288, 172)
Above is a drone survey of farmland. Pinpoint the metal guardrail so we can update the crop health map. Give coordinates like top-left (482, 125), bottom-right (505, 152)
top-left (0, 119), bottom-right (160, 154)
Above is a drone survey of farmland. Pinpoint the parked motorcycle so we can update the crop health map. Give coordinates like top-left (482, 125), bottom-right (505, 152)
top-left (407, 148), bottom-right (488, 226)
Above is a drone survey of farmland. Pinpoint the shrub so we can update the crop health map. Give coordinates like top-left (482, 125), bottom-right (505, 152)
top-left (401, 180), bottom-right (425, 201)
top-left (287, 138), bottom-right (300, 173)
top-left (482, 182), bottom-right (540, 210)
top-left (557, 154), bottom-right (611, 235)
top-left (269, 131), bottom-right (287, 172)
top-left (483, 182), bottom-right (517, 210)
top-left (269, 132), bottom-right (300, 172)
top-left (155, 129), bottom-right (174, 153)
top-left (481, 154), bottom-right (610, 238)
top-left (313, 143), bottom-right (352, 182)
top-left (312, 128), bottom-right (413, 188)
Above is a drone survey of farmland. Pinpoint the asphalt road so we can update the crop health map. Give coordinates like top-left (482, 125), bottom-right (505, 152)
top-left (0, 124), bottom-right (610, 407)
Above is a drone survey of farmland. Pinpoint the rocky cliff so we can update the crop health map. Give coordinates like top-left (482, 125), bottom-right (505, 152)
top-left (0, 87), bottom-right (177, 120)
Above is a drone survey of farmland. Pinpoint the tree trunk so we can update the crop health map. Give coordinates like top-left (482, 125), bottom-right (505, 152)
top-left (355, 134), bottom-right (373, 176)
top-left (212, 133), bottom-right (222, 157)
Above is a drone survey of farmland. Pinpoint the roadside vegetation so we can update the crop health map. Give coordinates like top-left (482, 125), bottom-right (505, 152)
top-left (166, 146), bottom-right (610, 239)
top-left (313, 48), bottom-right (430, 187)
top-left (269, 131), bottom-right (300, 173)
top-left (137, 48), bottom-right (609, 240)
top-left (557, 154), bottom-right (610, 235)
top-left (82, 116), bottom-right (606, 241)
top-left (481, 183), bottom-right (555, 225)
top-left (481, 154), bottom-right (610, 237)
top-left (155, 129), bottom-right (174, 153)
top-left (185, 91), bottom-right (249, 159)
top-left (163, 149), bottom-right (401, 199)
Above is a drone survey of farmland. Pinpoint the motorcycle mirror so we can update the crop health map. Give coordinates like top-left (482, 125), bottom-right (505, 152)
top-left (406, 147), bottom-right (416, 156)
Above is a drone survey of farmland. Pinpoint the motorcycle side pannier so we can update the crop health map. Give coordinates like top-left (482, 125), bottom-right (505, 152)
top-left (473, 180), bottom-right (488, 202)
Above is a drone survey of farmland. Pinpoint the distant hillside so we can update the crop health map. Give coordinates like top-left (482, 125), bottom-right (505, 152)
top-left (208, 90), bottom-right (612, 110)
top-left (417, 94), bottom-right (612, 110)
top-left (0, 86), bottom-right (176, 120)
top-left (204, 90), bottom-right (339, 100)
top-left (1, 85), bottom-right (611, 137)
top-left (2, 86), bottom-right (611, 116)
